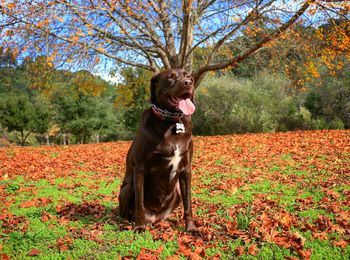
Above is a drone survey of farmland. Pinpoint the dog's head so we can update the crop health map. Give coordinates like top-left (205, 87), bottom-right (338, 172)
top-left (150, 69), bottom-right (195, 115)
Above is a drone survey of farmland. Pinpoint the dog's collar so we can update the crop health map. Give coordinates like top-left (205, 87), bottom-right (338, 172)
top-left (151, 103), bottom-right (184, 122)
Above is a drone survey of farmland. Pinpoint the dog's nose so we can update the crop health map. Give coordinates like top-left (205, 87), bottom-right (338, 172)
top-left (183, 79), bottom-right (193, 89)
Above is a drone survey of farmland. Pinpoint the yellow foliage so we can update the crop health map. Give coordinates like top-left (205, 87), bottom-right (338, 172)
top-left (314, 21), bottom-right (350, 74)
top-left (70, 72), bottom-right (106, 97)
top-left (48, 124), bottom-right (60, 136)
top-left (70, 35), bottom-right (79, 43)
top-left (115, 68), bottom-right (151, 109)
top-left (54, 16), bottom-right (64, 23)
top-left (305, 61), bottom-right (320, 78)
top-left (6, 2), bottom-right (17, 9)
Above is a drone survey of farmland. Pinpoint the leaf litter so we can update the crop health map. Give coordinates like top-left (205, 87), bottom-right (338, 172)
top-left (0, 130), bottom-right (349, 258)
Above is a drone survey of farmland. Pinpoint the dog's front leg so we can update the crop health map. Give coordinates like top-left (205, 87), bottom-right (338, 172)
top-left (179, 167), bottom-right (198, 233)
top-left (134, 166), bottom-right (145, 232)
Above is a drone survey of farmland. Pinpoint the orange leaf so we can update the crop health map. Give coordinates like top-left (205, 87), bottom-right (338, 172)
top-left (248, 245), bottom-right (258, 255)
top-left (136, 251), bottom-right (158, 260)
top-left (298, 249), bottom-right (312, 260)
top-left (334, 240), bottom-right (348, 248)
top-left (58, 244), bottom-right (68, 252)
top-left (166, 256), bottom-right (181, 260)
top-left (27, 248), bottom-right (41, 256)
top-left (235, 246), bottom-right (244, 256)
top-left (313, 232), bottom-right (328, 240)
top-left (1, 253), bottom-right (10, 260)
top-left (279, 212), bottom-right (293, 229)
top-left (284, 257), bottom-right (299, 260)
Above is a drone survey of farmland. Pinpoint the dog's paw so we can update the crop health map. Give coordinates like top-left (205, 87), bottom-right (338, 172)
top-left (119, 220), bottom-right (133, 231)
top-left (185, 220), bottom-right (199, 234)
top-left (134, 225), bottom-right (146, 233)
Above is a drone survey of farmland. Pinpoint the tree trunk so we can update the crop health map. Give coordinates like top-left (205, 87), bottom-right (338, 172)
top-left (20, 130), bottom-right (24, 146)
top-left (63, 133), bottom-right (67, 145)
top-left (20, 130), bottom-right (32, 146)
top-left (46, 134), bottom-right (50, 146)
top-left (180, 0), bottom-right (194, 72)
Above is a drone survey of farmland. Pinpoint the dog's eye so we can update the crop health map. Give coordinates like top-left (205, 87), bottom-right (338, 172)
top-left (183, 72), bottom-right (192, 80)
top-left (168, 72), bottom-right (177, 80)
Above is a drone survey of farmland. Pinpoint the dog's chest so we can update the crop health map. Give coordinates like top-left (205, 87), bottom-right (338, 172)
top-left (166, 145), bottom-right (182, 181)
top-left (151, 139), bottom-right (187, 181)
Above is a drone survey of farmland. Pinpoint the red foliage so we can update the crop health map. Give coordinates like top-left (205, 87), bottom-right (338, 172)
top-left (27, 249), bottom-right (41, 256)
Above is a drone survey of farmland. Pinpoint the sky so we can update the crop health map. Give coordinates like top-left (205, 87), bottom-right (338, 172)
top-left (97, 72), bottom-right (121, 84)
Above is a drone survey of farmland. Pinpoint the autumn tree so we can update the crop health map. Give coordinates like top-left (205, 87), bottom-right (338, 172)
top-left (1, 1), bottom-right (349, 86)
top-left (0, 47), bottom-right (24, 93)
top-left (0, 46), bottom-right (16, 67)
top-left (115, 68), bottom-right (152, 131)
top-left (50, 71), bottom-right (115, 144)
top-left (225, 22), bottom-right (347, 86)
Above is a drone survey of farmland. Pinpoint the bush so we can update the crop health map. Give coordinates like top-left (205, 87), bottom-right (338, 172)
top-left (304, 61), bottom-right (350, 129)
top-left (192, 72), bottom-right (308, 135)
top-left (0, 93), bottom-right (51, 145)
top-left (311, 118), bottom-right (328, 130)
top-left (327, 118), bottom-right (345, 130)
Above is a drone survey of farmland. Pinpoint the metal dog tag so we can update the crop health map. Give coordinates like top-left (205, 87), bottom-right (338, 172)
top-left (175, 122), bottom-right (185, 134)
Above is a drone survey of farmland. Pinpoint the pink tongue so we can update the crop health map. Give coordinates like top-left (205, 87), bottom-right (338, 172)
top-left (178, 98), bottom-right (196, 115)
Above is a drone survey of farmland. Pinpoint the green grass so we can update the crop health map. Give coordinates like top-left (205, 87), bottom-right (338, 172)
top-left (2, 168), bottom-right (349, 259)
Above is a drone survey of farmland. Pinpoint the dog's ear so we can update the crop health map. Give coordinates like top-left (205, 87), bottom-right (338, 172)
top-left (150, 73), bottom-right (159, 104)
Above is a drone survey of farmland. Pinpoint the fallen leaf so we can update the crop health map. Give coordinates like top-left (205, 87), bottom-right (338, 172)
top-left (235, 246), bottom-right (244, 256)
top-left (334, 240), bottom-right (348, 248)
top-left (166, 256), bottom-right (181, 260)
top-left (1, 253), bottom-right (10, 260)
top-left (41, 211), bottom-right (50, 222)
top-left (27, 248), bottom-right (41, 256)
top-left (136, 251), bottom-right (158, 260)
top-left (298, 249), bottom-right (312, 260)
top-left (279, 212), bottom-right (293, 229)
top-left (248, 244), bottom-right (258, 255)
top-left (284, 257), bottom-right (299, 260)
top-left (313, 232), bottom-right (328, 240)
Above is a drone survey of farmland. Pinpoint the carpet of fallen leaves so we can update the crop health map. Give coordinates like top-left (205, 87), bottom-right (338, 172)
top-left (0, 130), bottom-right (349, 259)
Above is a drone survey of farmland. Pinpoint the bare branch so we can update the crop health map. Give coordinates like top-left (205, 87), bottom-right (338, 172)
top-left (179, 0), bottom-right (194, 70)
top-left (194, 0), bottom-right (316, 85)
top-left (1, 0), bottom-right (348, 87)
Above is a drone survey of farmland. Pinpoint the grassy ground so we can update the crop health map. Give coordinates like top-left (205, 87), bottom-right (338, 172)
top-left (0, 130), bottom-right (349, 259)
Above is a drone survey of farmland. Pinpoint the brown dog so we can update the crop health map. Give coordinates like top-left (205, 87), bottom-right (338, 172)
top-left (118, 69), bottom-right (197, 232)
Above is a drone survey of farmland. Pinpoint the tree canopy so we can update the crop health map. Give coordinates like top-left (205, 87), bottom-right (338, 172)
top-left (1, 0), bottom-right (349, 86)
top-left (0, 93), bottom-right (51, 145)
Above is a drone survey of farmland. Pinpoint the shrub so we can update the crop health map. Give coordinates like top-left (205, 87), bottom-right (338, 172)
top-left (327, 118), bottom-right (345, 130)
top-left (304, 61), bottom-right (350, 129)
top-left (0, 93), bottom-right (51, 145)
top-left (192, 72), bottom-right (307, 135)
